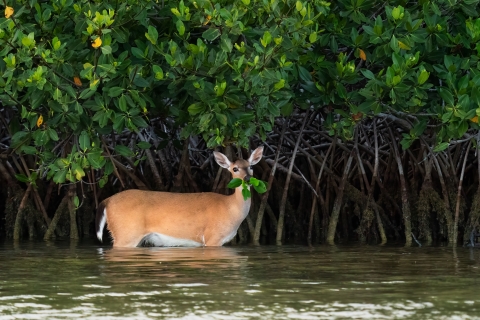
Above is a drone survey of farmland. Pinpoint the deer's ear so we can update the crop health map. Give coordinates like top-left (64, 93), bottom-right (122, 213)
top-left (214, 151), bottom-right (231, 169)
top-left (248, 146), bottom-right (264, 166)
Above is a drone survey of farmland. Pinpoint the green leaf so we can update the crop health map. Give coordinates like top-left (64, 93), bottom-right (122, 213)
top-left (79, 88), bottom-right (96, 99)
top-left (220, 34), bottom-right (233, 53)
top-left (274, 79), bottom-right (285, 91)
top-left (137, 141), bottom-right (152, 149)
top-left (101, 45), bottom-right (112, 55)
top-left (21, 146), bottom-right (37, 155)
top-left (15, 174), bottom-right (29, 183)
top-left (73, 195), bottom-right (79, 208)
top-left (115, 145), bottom-right (135, 157)
top-left (296, 1), bottom-right (303, 11)
top-left (390, 35), bottom-right (399, 53)
top-left (52, 37), bottom-right (61, 50)
top-left (227, 178), bottom-right (242, 188)
top-left (439, 88), bottom-right (454, 106)
top-left (53, 169), bottom-right (67, 184)
top-left (176, 20), bottom-right (185, 36)
top-left (108, 87), bottom-right (124, 97)
top-left (249, 177), bottom-right (260, 187)
top-left (131, 116), bottom-right (148, 128)
top-left (146, 25), bottom-right (158, 44)
top-left (361, 70), bottom-right (375, 80)
top-left (281, 103), bottom-right (293, 116)
top-left (87, 152), bottom-right (104, 169)
top-left (79, 131), bottom-right (90, 151)
top-left (433, 142), bottom-right (449, 152)
top-left (118, 95), bottom-right (127, 112)
top-left (202, 28), bottom-right (221, 41)
top-left (11, 129), bottom-right (28, 148)
top-left (215, 113), bottom-right (227, 126)
top-left (242, 187), bottom-right (251, 200)
top-left (457, 120), bottom-right (468, 137)
top-left (418, 69), bottom-right (430, 85)
top-left (133, 76), bottom-right (150, 87)
top-left (131, 47), bottom-right (144, 59)
top-left (261, 31), bottom-right (272, 47)
top-left (188, 103), bottom-right (204, 115)
top-left (153, 65), bottom-right (164, 80)
top-left (253, 180), bottom-right (267, 193)
top-left (47, 128), bottom-right (59, 141)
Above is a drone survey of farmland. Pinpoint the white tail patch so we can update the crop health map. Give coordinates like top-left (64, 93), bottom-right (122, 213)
top-left (96, 208), bottom-right (106, 242)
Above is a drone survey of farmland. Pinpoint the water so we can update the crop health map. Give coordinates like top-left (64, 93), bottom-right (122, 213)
top-left (0, 241), bottom-right (479, 319)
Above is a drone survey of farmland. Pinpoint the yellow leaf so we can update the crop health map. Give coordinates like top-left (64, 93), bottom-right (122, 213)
top-left (359, 49), bottom-right (366, 61)
top-left (73, 76), bottom-right (82, 87)
top-left (91, 37), bottom-right (102, 49)
top-left (470, 115), bottom-right (478, 123)
top-left (398, 41), bottom-right (411, 50)
top-left (5, 6), bottom-right (14, 19)
top-left (204, 15), bottom-right (211, 26)
top-left (352, 112), bottom-right (363, 121)
top-left (37, 115), bottom-right (43, 127)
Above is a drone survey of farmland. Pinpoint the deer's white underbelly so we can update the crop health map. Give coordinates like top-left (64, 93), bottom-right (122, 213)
top-left (138, 233), bottom-right (203, 247)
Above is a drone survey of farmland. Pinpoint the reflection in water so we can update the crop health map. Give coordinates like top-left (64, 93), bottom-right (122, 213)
top-left (0, 241), bottom-right (479, 319)
top-left (100, 246), bottom-right (247, 285)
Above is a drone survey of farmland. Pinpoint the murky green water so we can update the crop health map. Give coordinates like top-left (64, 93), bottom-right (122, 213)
top-left (0, 241), bottom-right (479, 319)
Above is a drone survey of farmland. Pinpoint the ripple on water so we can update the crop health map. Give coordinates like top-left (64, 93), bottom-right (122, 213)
top-left (0, 243), bottom-right (480, 319)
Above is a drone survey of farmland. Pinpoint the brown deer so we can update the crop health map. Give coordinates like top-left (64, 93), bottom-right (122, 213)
top-left (96, 146), bottom-right (264, 247)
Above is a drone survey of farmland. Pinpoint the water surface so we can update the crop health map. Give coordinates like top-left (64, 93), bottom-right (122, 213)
top-left (0, 241), bottom-right (479, 319)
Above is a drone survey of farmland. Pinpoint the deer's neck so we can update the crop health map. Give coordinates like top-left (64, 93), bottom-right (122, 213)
top-left (233, 186), bottom-right (251, 219)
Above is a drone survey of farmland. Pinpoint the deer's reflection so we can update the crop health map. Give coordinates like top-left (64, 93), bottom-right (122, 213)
top-left (97, 246), bottom-right (247, 283)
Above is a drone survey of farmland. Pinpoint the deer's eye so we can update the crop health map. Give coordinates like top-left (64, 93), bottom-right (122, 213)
top-left (233, 167), bottom-right (239, 172)
top-left (250, 166), bottom-right (253, 170)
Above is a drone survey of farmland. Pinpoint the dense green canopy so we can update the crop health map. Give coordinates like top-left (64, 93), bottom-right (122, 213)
top-left (1, 0), bottom-right (480, 184)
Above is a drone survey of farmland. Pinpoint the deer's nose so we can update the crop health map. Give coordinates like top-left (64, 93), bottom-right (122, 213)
top-left (244, 174), bottom-right (251, 183)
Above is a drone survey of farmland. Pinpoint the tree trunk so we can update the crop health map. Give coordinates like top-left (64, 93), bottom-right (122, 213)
top-left (44, 194), bottom-right (69, 240)
top-left (453, 140), bottom-right (471, 246)
top-left (308, 141), bottom-right (333, 246)
top-left (326, 151), bottom-right (354, 245)
top-left (389, 127), bottom-right (412, 247)
top-left (13, 184), bottom-right (32, 240)
top-left (276, 112), bottom-right (309, 244)
top-left (253, 119), bottom-right (286, 244)
top-left (68, 185), bottom-right (79, 239)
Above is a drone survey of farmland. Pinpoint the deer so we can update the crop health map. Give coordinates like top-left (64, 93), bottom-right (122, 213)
top-left (95, 146), bottom-right (264, 247)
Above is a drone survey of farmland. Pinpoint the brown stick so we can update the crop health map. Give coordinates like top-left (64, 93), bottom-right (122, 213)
top-left (420, 137), bottom-right (453, 244)
top-left (326, 150), bottom-right (354, 245)
top-left (0, 160), bottom-right (16, 185)
top-left (453, 140), bottom-right (471, 246)
top-left (90, 168), bottom-right (99, 209)
top-left (111, 158), bottom-right (148, 190)
top-left (13, 184), bottom-right (33, 240)
top-left (157, 149), bottom-right (172, 188)
top-left (308, 140), bottom-right (334, 246)
top-left (33, 188), bottom-right (51, 226)
top-left (389, 127), bottom-right (412, 247)
top-left (44, 194), bottom-right (69, 240)
top-left (265, 202), bottom-right (278, 229)
top-left (276, 112), bottom-right (309, 244)
top-left (68, 184), bottom-right (79, 239)
top-left (102, 137), bottom-right (125, 189)
top-left (43, 180), bottom-right (55, 212)
top-left (372, 121), bottom-right (387, 244)
top-left (253, 119), bottom-right (287, 244)
top-left (137, 131), bottom-right (164, 190)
